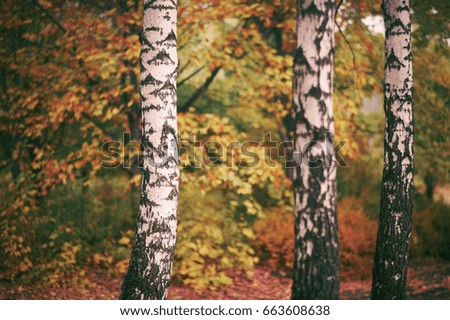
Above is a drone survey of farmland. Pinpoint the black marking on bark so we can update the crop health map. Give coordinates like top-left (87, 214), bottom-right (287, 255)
top-left (386, 18), bottom-right (409, 36)
top-left (144, 26), bottom-right (161, 32)
top-left (396, 4), bottom-right (409, 12)
top-left (145, 2), bottom-right (176, 10)
top-left (142, 104), bottom-right (163, 112)
top-left (140, 91), bottom-right (147, 103)
top-left (292, 0), bottom-right (339, 300)
top-left (148, 50), bottom-right (175, 66)
top-left (142, 169), bottom-right (152, 190)
top-left (140, 58), bottom-right (146, 74)
top-left (294, 47), bottom-right (313, 73)
top-left (316, 53), bottom-right (333, 67)
top-left (144, 0), bottom-right (176, 10)
top-left (156, 29), bottom-right (177, 47)
top-left (166, 108), bottom-right (176, 120)
top-left (372, 0), bottom-right (413, 300)
top-left (162, 120), bottom-right (177, 138)
top-left (317, 12), bottom-right (330, 37)
top-left (140, 33), bottom-right (156, 52)
top-left (150, 80), bottom-right (176, 100)
top-left (120, 232), bottom-right (168, 300)
top-left (141, 73), bottom-right (163, 86)
top-left (386, 49), bottom-right (405, 70)
top-left (306, 86), bottom-right (322, 99)
top-left (166, 68), bottom-right (178, 80)
top-left (144, 0), bottom-right (159, 10)
top-left (301, 1), bottom-right (322, 16)
top-left (142, 138), bottom-right (157, 155)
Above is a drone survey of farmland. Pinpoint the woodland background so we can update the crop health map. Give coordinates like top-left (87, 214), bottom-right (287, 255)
top-left (0, 0), bottom-right (448, 298)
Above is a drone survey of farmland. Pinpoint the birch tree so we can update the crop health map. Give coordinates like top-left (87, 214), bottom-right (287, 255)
top-left (371, 0), bottom-right (413, 300)
top-left (120, 0), bottom-right (179, 300)
top-left (291, 0), bottom-right (339, 299)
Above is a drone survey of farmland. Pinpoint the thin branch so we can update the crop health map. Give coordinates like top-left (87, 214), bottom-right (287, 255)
top-left (334, 0), bottom-right (356, 66)
top-left (334, 1), bottom-right (363, 106)
top-left (178, 19), bottom-right (247, 112)
top-left (30, 0), bottom-right (67, 33)
top-left (336, 24), bottom-right (357, 68)
top-left (178, 66), bottom-right (205, 87)
top-left (335, 0), bottom-right (344, 20)
top-left (334, 0), bottom-right (359, 80)
top-left (178, 67), bottom-right (221, 113)
top-left (178, 61), bottom-right (191, 76)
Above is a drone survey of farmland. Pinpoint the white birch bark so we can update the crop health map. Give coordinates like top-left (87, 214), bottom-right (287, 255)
top-left (120, 0), bottom-right (179, 300)
top-left (371, 0), bottom-right (413, 300)
top-left (291, 0), bottom-right (340, 300)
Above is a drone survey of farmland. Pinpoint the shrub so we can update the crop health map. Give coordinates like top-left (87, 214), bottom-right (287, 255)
top-left (338, 197), bottom-right (377, 280)
top-left (172, 184), bottom-right (259, 290)
top-left (253, 206), bottom-right (294, 275)
top-left (254, 197), bottom-right (377, 280)
top-left (0, 176), bottom-right (134, 287)
top-left (411, 199), bottom-right (450, 260)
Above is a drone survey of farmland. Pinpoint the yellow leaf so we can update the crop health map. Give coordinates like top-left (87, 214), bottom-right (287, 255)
top-left (118, 237), bottom-right (130, 245)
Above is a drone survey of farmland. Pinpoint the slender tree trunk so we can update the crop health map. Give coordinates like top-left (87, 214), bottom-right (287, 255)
top-left (371, 0), bottom-right (413, 300)
top-left (120, 0), bottom-right (179, 300)
top-left (127, 101), bottom-right (141, 212)
top-left (291, 0), bottom-right (339, 300)
top-left (423, 172), bottom-right (434, 200)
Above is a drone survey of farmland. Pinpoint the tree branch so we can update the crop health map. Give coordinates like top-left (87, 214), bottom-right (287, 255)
top-left (334, 0), bottom-right (358, 77)
top-left (178, 67), bottom-right (221, 112)
top-left (178, 66), bottom-right (204, 88)
top-left (334, 1), bottom-right (363, 105)
top-left (335, 0), bottom-right (344, 20)
top-left (31, 0), bottom-right (67, 33)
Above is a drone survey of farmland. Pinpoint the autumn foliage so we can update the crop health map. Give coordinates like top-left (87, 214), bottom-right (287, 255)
top-left (338, 198), bottom-right (377, 280)
top-left (0, 0), bottom-right (448, 292)
top-left (253, 197), bottom-right (378, 281)
top-left (254, 207), bottom-right (294, 275)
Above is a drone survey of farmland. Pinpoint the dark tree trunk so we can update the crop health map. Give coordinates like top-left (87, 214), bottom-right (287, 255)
top-left (127, 101), bottom-right (141, 212)
top-left (291, 0), bottom-right (340, 300)
top-left (371, 0), bottom-right (414, 300)
top-left (120, 0), bottom-right (179, 300)
top-left (423, 172), bottom-right (435, 200)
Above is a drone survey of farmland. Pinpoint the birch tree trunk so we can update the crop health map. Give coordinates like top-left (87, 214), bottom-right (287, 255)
top-left (120, 0), bottom-right (179, 300)
top-left (291, 0), bottom-right (339, 300)
top-left (371, 0), bottom-right (413, 300)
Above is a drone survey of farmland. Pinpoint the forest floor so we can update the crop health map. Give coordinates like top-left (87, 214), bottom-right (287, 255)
top-left (1, 259), bottom-right (448, 300)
